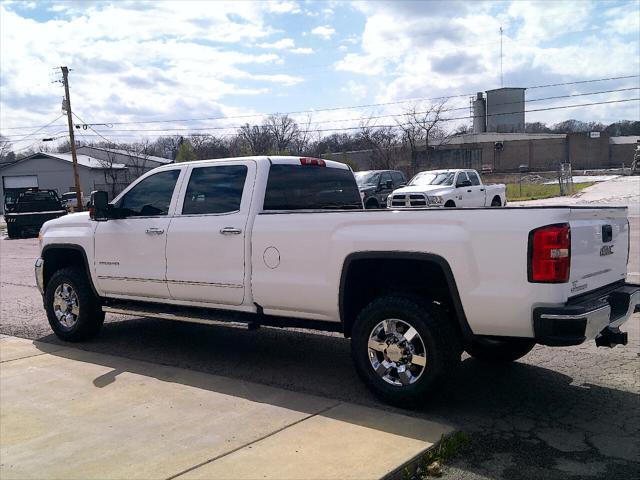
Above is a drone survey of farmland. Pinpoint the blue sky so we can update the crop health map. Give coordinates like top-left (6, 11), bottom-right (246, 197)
top-left (1, 0), bottom-right (638, 149)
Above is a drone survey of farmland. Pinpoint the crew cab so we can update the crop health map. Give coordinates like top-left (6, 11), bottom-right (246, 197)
top-left (6, 189), bottom-right (66, 238)
top-left (35, 156), bottom-right (639, 407)
top-left (354, 170), bottom-right (406, 209)
top-left (388, 169), bottom-right (506, 208)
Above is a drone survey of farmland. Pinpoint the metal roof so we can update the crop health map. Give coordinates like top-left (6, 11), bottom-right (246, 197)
top-left (609, 136), bottom-right (640, 144)
top-left (0, 152), bottom-right (127, 170)
top-left (76, 146), bottom-right (172, 164)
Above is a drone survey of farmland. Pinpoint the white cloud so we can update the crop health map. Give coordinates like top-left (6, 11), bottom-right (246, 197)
top-left (291, 47), bottom-right (314, 54)
top-left (258, 38), bottom-right (296, 49)
top-left (341, 80), bottom-right (367, 101)
top-left (311, 25), bottom-right (336, 39)
top-left (267, 1), bottom-right (301, 14)
top-left (0, 1), bottom-right (301, 134)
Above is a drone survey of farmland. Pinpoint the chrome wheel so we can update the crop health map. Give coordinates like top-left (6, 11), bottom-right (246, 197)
top-left (367, 318), bottom-right (427, 386)
top-left (52, 283), bottom-right (80, 329)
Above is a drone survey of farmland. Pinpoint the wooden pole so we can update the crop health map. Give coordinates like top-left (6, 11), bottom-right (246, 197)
top-left (61, 66), bottom-right (83, 212)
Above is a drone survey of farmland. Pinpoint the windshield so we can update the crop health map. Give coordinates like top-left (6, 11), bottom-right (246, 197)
top-left (354, 171), bottom-right (379, 187)
top-left (408, 171), bottom-right (455, 187)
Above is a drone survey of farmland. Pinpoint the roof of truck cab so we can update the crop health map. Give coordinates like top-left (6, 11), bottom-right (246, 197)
top-left (161, 155), bottom-right (350, 170)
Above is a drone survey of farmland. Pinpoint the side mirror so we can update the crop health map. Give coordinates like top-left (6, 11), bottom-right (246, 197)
top-left (90, 191), bottom-right (109, 221)
top-left (385, 180), bottom-right (393, 190)
top-left (457, 180), bottom-right (473, 188)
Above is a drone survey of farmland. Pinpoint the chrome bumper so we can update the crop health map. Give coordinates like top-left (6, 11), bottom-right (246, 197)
top-left (35, 257), bottom-right (44, 294)
top-left (534, 283), bottom-right (639, 346)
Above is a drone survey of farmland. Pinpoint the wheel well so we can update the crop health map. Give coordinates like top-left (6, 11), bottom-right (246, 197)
top-left (340, 254), bottom-right (470, 340)
top-left (42, 247), bottom-right (94, 293)
top-left (444, 200), bottom-right (456, 207)
top-left (492, 195), bottom-right (501, 204)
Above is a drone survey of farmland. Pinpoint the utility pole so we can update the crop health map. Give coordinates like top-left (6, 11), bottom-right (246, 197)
top-left (61, 66), bottom-right (83, 212)
top-left (499, 26), bottom-right (504, 88)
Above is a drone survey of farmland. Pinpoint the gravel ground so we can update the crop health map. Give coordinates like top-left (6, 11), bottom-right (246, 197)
top-left (1, 177), bottom-right (638, 479)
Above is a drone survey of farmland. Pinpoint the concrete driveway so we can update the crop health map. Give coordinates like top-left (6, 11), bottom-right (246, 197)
top-left (1, 176), bottom-right (639, 479)
top-left (1, 335), bottom-right (452, 480)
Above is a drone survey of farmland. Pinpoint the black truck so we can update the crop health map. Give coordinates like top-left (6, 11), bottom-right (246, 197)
top-left (5, 189), bottom-right (66, 239)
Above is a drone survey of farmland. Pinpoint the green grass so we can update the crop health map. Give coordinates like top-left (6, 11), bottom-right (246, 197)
top-left (403, 432), bottom-right (471, 479)
top-left (506, 182), bottom-right (594, 201)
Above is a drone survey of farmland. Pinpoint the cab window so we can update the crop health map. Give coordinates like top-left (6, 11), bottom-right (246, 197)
top-left (182, 165), bottom-right (248, 215)
top-left (467, 171), bottom-right (481, 186)
top-left (118, 170), bottom-right (180, 217)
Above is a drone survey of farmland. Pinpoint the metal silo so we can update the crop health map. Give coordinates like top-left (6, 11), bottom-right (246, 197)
top-left (472, 92), bottom-right (486, 133)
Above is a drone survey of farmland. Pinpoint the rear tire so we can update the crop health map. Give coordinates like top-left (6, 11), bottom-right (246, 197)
top-left (465, 337), bottom-right (535, 363)
top-left (351, 296), bottom-right (461, 408)
top-left (45, 267), bottom-right (104, 342)
top-left (365, 199), bottom-right (380, 209)
top-left (491, 196), bottom-right (502, 207)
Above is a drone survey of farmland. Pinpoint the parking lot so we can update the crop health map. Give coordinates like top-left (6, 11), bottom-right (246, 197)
top-left (1, 177), bottom-right (639, 479)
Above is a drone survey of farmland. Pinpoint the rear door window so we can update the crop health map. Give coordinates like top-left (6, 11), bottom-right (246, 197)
top-left (391, 171), bottom-right (405, 186)
top-left (182, 165), bottom-right (248, 215)
top-left (264, 164), bottom-right (362, 210)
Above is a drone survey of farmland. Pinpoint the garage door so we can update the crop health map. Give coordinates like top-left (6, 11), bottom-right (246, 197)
top-left (2, 175), bottom-right (38, 189)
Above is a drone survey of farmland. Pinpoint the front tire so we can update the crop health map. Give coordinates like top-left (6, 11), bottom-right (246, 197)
top-left (465, 337), bottom-right (535, 363)
top-left (444, 200), bottom-right (456, 208)
top-left (45, 267), bottom-right (104, 342)
top-left (351, 296), bottom-right (461, 408)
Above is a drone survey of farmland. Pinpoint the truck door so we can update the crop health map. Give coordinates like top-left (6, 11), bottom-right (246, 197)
top-left (465, 171), bottom-right (486, 206)
top-left (165, 161), bottom-right (254, 305)
top-left (94, 169), bottom-right (182, 299)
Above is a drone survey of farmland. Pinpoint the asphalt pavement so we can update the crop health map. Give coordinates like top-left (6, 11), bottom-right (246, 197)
top-left (1, 177), bottom-right (638, 479)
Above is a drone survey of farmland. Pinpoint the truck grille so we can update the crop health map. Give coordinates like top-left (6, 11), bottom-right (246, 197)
top-left (390, 194), bottom-right (428, 208)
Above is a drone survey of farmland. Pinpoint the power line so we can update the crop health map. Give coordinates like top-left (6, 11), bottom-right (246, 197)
top-left (6, 115), bottom-right (65, 144)
top-left (58, 86), bottom-right (635, 135)
top-left (2, 74), bottom-right (638, 132)
top-left (65, 97), bottom-right (640, 138)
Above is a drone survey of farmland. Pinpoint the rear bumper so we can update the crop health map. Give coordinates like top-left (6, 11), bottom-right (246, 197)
top-left (534, 282), bottom-right (639, 346)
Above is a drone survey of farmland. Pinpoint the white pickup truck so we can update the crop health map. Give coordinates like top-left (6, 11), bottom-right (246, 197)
top-left (388, 169), bottom-right (506, 208)
top-left (36, 156), bottom-right (639, 407)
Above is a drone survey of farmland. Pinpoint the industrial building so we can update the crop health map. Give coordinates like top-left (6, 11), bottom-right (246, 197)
top-left (325, 86), bottom-right (638, 175)
top-left (0, 147), bottom-right (172, 214)
top-left (0, 152), bottom-right (127, 214)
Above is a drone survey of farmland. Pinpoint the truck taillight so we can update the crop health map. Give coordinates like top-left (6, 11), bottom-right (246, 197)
top-left (528, 223), bottom-right (571, 283)
top-left (300, 157), bottom-right (325, 166)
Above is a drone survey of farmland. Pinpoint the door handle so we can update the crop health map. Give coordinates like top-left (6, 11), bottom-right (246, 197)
top-left (145, 227), bottom-right (164, 235)
top-left (467, 189), bottom-right (472, 193)
top-left (220, 227), bottom-right (242, 235)
top-left (480, 188), bottom-right (485, 192)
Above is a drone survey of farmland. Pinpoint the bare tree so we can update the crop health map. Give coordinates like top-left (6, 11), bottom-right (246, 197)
top-left (124, 139), bottom-right (154, 178)
top-left (289, 114), bottom-right (313, 155)
top-left (397, 100), bottom-right (449, 174)
top-left (95, 144), bottom-right (127, 199)
top-left (358, 120), bottom-right (400, 169)
top-left (265, 114), bottom-right (299, 154)
top-left (238, 123), bottom-right (272, 155)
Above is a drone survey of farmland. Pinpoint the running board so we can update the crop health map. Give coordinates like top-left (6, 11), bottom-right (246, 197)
top-left (102, 300), bottom-right (260, 330)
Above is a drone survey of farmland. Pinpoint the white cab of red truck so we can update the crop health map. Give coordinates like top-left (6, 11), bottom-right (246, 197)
top-left (388, 169), bottom-right (506, 208)
top-left (36, 156), bottom-right (639, 407)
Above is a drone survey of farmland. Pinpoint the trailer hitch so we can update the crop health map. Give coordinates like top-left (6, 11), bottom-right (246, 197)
top-left (595, 326), bottom-right (628, 348)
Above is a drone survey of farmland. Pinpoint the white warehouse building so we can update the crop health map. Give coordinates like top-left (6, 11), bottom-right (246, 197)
top-left (0, 152), bottom-right (126, 214)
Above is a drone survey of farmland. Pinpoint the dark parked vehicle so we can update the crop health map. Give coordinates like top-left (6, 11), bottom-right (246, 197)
top-left (5, 189), bottom-right (66, 239)
top-left (354, 170), bottom-right (406, 209)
